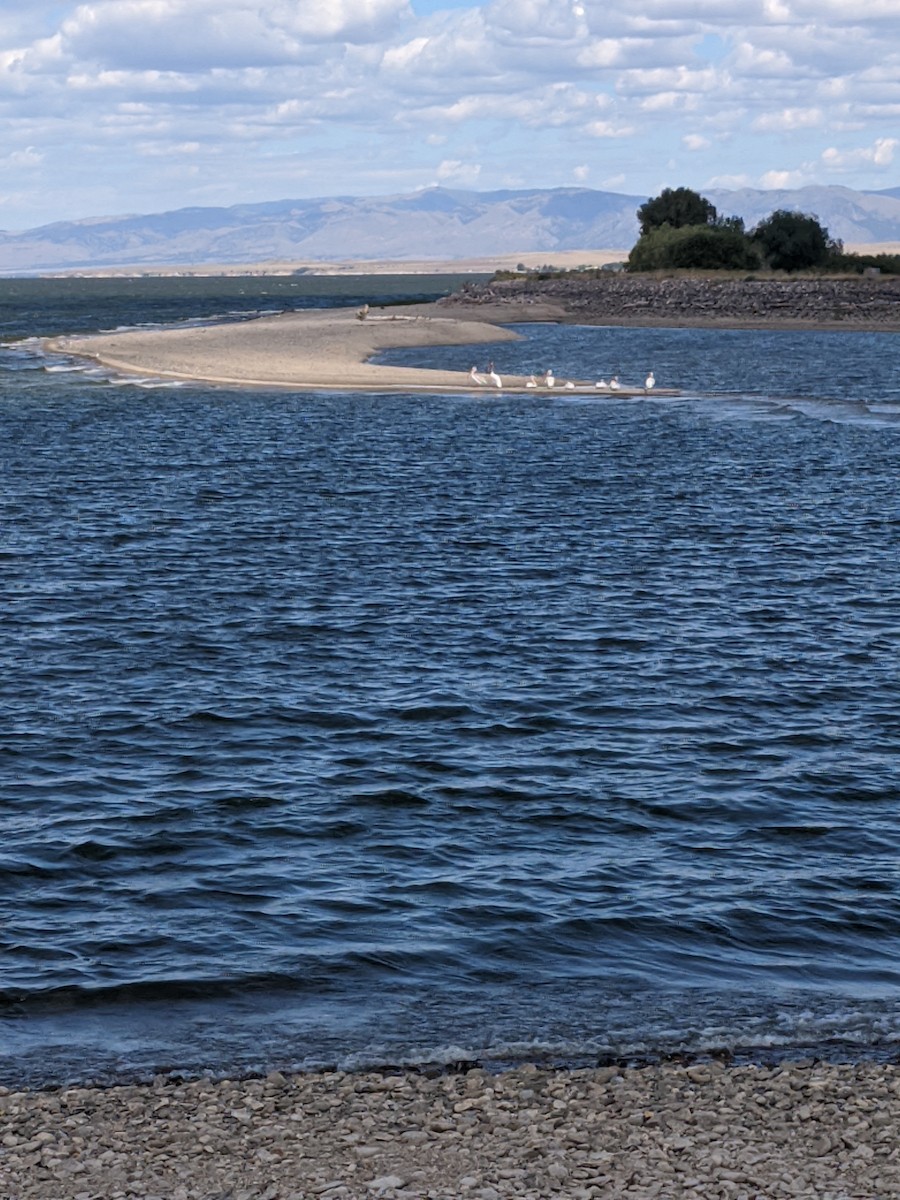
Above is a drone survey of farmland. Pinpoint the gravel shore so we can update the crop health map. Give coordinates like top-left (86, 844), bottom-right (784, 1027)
top-left (441, 273), bottom-right (900, 332)
top-left (3, 1060), bottom-right (899, 1199)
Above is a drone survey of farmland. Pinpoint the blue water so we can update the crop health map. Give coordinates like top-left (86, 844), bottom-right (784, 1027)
top-left (2, 279), bottom-right (900, 1088)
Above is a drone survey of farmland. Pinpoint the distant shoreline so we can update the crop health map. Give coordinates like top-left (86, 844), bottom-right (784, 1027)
top-left (27, 249), bottom-right (629, 280)
top-left (19, 241), bottom-right (900, 280)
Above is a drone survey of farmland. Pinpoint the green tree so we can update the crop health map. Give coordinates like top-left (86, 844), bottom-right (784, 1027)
top-left (637, 187), bottom-right (718, 236)
top-left (666, 227), bottom-right (760, 270)
top-left (627, 224), bottom-right (760, 271)
top-left (751, 209), bottom-right (832, 271)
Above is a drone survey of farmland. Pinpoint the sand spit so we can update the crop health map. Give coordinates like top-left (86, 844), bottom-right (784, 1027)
top-left (49, 307), bottom-right (521, 393)
top-left (2, 1060), bottom-right (899, 1199)
top-left (47, 303), bottom-right (671, 396)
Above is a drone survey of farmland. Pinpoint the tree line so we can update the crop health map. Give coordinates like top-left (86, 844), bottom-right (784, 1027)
top-left (628, 187), bottom-right (900, 274)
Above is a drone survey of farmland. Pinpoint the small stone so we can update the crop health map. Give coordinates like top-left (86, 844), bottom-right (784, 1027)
top-left (400, 1130), bottom-right (428, 1144)
top-left (367, 1175), bottom-right (406, 1193)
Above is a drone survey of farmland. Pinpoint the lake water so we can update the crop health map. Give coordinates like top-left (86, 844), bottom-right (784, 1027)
top-left (2, 277), bottom-right (899, 1088)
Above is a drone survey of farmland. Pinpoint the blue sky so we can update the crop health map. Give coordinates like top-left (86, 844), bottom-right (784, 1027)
top-left (0, 0), bottom-right (897, 230)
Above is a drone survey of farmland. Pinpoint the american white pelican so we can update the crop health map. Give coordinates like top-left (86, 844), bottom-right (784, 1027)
top-left (564, 380), bottom-right (576, 389)
top-left (595, 378), bottom-right (607, 389)
top-left (487, 361), bottom-right (502, 388)
top-left (526, 374), bottom-right (538, 388)
top-left (609, 375), bottom-right (620, 390)
top-left (544, 369), bottom-right (555, 388)
top-left (645, 371), bottom-right (656, 391)
top-left (469, 366), bottom-right (487, 385)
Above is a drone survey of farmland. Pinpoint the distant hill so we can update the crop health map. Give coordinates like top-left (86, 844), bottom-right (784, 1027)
top-left (707, 184), bottom-right (900, 245)
top-left (1, 184), bottom-right (899, 274)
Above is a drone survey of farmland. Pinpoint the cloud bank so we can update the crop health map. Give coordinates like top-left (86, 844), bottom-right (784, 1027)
top-left (0, 0), bottom-right (898, 227)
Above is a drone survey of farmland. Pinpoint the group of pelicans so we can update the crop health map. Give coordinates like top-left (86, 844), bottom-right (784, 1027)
top-left (469, 363), bottom-right (656, 392)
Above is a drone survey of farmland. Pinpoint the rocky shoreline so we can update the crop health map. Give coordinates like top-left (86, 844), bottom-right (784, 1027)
top-left (3, 1059), bottom-right (900, 1199)
top-left (441, 272), bottom-right (900, 331)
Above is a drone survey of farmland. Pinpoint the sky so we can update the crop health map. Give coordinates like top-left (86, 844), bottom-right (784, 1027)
top-left (0, 0), bottom-right (898, 230)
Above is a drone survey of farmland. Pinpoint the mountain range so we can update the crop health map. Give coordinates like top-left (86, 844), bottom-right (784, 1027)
top-left (2, 184), bottom-right (899, 274)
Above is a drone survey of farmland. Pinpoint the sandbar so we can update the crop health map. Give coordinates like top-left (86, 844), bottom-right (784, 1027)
top-left (47, 302), bottom-right (668, 396)
top-left (49, 305), bottom-right (525, 393)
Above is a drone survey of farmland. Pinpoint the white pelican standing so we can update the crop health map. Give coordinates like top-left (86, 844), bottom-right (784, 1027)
top-left (544, 369), bottom-right (555, 388)
top-left (645, 371), bottom-right (656, 392)
top-left (469, 365), bottom-right (487, 385)
top-left (609, 375), bottom-right (620, 390)
top-left (487, 361), bottom-right (502, 388)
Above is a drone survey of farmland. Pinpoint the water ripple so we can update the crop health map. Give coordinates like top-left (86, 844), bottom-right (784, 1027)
top-left (2, 302), bottom-right (900, 1084)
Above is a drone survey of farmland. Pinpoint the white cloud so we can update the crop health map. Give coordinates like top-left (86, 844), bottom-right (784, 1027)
top-left (752, 106), bottom-right (823, 132)
top-left (486, 0), bottom-right (584, 44)
top-left (57, 0), bottom-right (410, 72)
top-left (618, 65), bottom-right (720, 96)
top-left (707, 173), bottom-right (754, 188)
top-left (822, 136), bottom-right (898, 172)
top-left (731, 41), bottom-right (795, 77)
top-left (434, 157), bottom-right (481, 184)
top-left (584, 119), bottom-right (634, 137)
top-left (758, 168), bottom-right (809, 187)
top-left (5, 145), bottom-right (44, 166)
top-left (640, 91), bottom-right (700, 113)
top-left (575, 39), bottom-right (626, 69)
top-left (414, 83), bottom-right (612, 130)
top-left (682, 133), bottom-right (710, 150)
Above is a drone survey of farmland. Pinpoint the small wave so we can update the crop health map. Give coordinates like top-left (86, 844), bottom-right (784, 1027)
top-left (0, 971), bottom-right (306, 1015)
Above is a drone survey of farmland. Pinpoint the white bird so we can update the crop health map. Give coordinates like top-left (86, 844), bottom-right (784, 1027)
top-left (487, 362), bottom-right (502, 388)
top-left (595, 378), bottom-right (607, 389)
top-left (469, 366), bottom-right (487, 385)
top-left (645, 371), bottom-right (656, 391)
top-left (544, 370), bottom-right (555, 388)
top-left (526, 374), bottom-right (538, 388)
top-left (609, 375), bottom-right (620, 390)
top-left (564, 380), bottom-right (576, 389)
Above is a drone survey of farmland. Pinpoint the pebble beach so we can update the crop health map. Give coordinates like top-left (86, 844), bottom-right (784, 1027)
top-left (3, 1060), bottom-right (899, 1199)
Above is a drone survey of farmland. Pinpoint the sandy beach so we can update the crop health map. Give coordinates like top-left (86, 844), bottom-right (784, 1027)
top-left (3, 1059), bottom-right (899, 1199)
